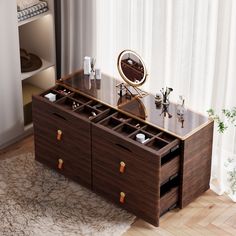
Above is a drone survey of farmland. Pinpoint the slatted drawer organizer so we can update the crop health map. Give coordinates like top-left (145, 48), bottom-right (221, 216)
top-left (33, 74), bottom-right (213, 227)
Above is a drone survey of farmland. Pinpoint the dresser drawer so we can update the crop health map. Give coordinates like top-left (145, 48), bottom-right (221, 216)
top-left (161, 153), bottom-right (180, 184)
top-left (160, 187), bottom-right (179, 215)
top-left (92, 124), bottom-right (161, 225)
top-left (33, 95), bottom-right (92, 188)
top-left (92, 124), bottom-right (160, 188)
top-left (160, 177), bottom-right (179, 215)
top-left (32, 95), bottom-right (90, 128)
top-left (33, 110), bottom-right (90, 156)
top-left (35, 137), bottom-right (91, 187)
top-left (93, 171), bottom-right (160, 226)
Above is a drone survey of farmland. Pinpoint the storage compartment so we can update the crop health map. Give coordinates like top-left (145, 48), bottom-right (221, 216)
top-left (129, 130), bottom-right (153, 144)
top-left (53, 85), bottom-right (73, 96)
top-left (146, 138), bottom-right (169, 151)
top-left (142, 125), bottom-right (162, 136)
top-left (55, 97), bottom-right (81, 110)
top-left (99, 117), bottom-right (122, 129)
top-left (160, 176), bottom-right (179, 216)
top-left (161, 149), bottom-right (180, 184)
top-left (113, 112), bottom-right (131, 122)
top-left (33, 95), bottom-right (92, 188)
top-left (70, 92), bottom-right (91, 103)
top-left (74, 105), bottom-right (101, 120)
top-left (114, 123), bottom-right (137, 136)
top-left (41, 89), bottom-right (64, 102)
top-left (158, 132), bottom-right (177, 142)
top-left (92, 109), bottom-right (118, 123)
top-left (127, 119), bottom-right (146, 129)
top-left (88, 100), bottom-right (110, 111)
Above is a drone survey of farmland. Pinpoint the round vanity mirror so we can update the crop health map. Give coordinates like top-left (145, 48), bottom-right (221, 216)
top-left (117, 50), bottom-right (147, 87)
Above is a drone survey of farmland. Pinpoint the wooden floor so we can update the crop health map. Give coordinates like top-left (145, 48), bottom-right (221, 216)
top-left (1, 136), bottom-right (236, 236)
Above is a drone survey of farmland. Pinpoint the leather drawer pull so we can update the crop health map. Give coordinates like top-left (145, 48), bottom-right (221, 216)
top-left (52, 112), bottom-right (67, 121)
top-left (58, 159), bottom-right (64, 169)
top-left (57, 130), bottom-right (63, 141)
top-left (119, 161), bottom-right (126, 173)
top-left (115, 143), bottom-right (132, 153)
top-left (120, 192), bottom-right (126, 203)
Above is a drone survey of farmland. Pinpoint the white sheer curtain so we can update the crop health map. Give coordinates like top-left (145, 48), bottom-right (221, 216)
top-left (61, 0), bottom-right (236, 201)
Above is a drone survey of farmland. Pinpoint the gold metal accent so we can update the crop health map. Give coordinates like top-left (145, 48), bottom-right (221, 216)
top-left (58, 158), bottom-right (64, 169)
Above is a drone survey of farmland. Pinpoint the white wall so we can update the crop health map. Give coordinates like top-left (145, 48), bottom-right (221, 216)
top-left (0, 1), bottom-right (24, 147)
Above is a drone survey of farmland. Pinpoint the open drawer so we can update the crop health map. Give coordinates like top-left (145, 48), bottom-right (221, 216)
top-left (92, 120), bottom-right (180, 226)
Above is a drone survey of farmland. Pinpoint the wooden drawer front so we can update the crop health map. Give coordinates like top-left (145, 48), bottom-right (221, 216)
top-left (94, 173), bottom-right (160, 226)
top-left (33, 95), bottom-right (88, 128)
top-left (92, 124), bottom-right (160, 226)
top-left (93, 137), bottom-right (159, 192)
top-left (161, 155), bottom-right (180, 184)
top-left (92, 124), bottom-right (160, 191)
top-left (33, 110), bottom-right (91, 158)
top-left (33, 96), bottom-right (91, 187)
top-left (35, 137), bottom-right (91, 187)
top-left (160, 186), bottom-right (179, 216)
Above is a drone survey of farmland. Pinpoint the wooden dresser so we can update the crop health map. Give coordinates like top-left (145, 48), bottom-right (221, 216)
top-left (32, 70), bottom-right (213, 226)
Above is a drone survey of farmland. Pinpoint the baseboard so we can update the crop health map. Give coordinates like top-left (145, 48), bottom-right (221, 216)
top-left (0, 124), bottom-right (33, 150)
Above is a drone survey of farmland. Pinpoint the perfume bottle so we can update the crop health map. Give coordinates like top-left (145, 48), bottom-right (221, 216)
top-left (84, 56), bottom-right (91, 75)
top-left (177, 95), bottom-right (186, 116)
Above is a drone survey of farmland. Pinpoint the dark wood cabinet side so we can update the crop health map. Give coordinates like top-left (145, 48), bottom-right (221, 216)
top-left (180, 121), bottom-right (214, 208)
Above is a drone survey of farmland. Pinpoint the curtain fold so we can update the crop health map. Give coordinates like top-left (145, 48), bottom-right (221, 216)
top-left (60, 0), bottom-right (236, 201)
top-left (61, 0), bottom-right (97, 76)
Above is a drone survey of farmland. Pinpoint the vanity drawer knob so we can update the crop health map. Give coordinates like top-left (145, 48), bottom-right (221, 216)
top-left (57, 130), bottom-right (63, 141)
top-left (120, 192), bottom-right (126, 203)
top-left (119, 161), bottom-right (126, 173)
top-left (58, 158), bottom-right (64, 169)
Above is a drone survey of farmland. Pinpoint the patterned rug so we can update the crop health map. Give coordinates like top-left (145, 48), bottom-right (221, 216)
top-left (0, 154), bottom-right (135, 236)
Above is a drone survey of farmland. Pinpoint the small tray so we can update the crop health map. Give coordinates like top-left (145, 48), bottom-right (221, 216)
top-left (127, 119), bottom-right (146, 129)
top-left (74, 105), bottom-right (101, 120)
top-left (92, 109), bottom-right (117, 123)
top-left (99, 117), bottom-right (122, 129)
top-left (114, 123), bottom-right (137, 136)
top-left (142, 125), bottom-right (162, 136)
top-left (146, 137), bottom-right (169, 151)
top-left (55, 97), bottom-right (81, 110)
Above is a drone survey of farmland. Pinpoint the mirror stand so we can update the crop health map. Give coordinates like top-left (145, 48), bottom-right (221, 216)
top-left (117, 50), bottom-right (149, 99)
top-left (116, 82), bottom-right (148, 98)
top-left (132, 86), bottom-right (148, 98)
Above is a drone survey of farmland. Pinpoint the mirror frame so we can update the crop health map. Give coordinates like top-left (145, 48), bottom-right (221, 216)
top-left (117, 50), bottom-right (148, 87)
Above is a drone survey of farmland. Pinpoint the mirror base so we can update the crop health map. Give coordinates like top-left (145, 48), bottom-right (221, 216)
top-left (116, 82), bottom-right (148, 98)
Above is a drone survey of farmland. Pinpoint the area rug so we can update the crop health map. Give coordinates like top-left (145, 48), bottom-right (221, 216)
top-left (0, 153), bottom-right (135, 236)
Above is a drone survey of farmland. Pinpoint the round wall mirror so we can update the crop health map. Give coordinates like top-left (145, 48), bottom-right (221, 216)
top-left (117, 50), bottom-right (147, 87)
